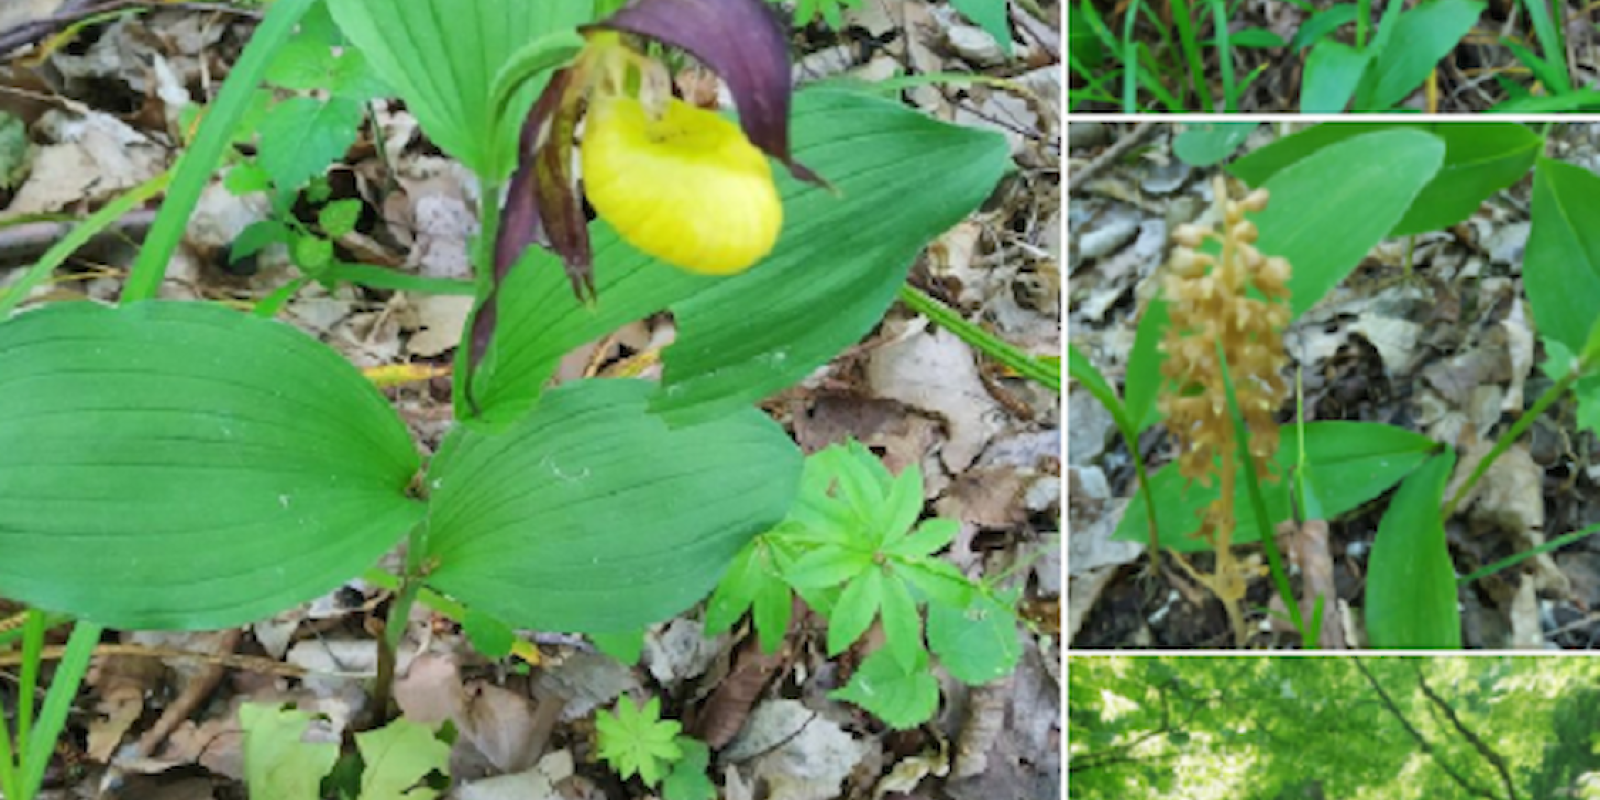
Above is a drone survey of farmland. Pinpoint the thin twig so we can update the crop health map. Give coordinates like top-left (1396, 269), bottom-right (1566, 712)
top-left (0, 642), bottom-right (306, 677)
top-left (0, 0), bottom-right (262, 58)
top-left (1068, 121), bottom-right (1160, 196)
top-left (129, 629), bottom-right (242, 760)
top-left (0, 208), bottom-right (155, 266)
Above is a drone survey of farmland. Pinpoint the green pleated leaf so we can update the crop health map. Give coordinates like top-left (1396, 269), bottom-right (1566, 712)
top-left (1299, 41), bottom-right (1368, 113)
top-left (1360, 0), bottom-right (1485, 111)
top-left (1230, 122), bottom-right (1541, 238)
top-left (1365, 451), bottom-right (1461, 648)
top-left (472, 88), bottom-right (1008, 426)
top-left (0, 301), bottom-right (422, 629)
top-left (422, 379), bottom-right (801, 633)
top-left (1525, 157), bottom-right (1600, 359)
top-left (326, 0), bottom-right (593, 180)
top-left (1244, 129), bottom-right (1444, 320)
top-left (1114, 422), bottom-right (1439, 552)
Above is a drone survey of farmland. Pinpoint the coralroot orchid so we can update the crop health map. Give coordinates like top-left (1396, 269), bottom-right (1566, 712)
top-left (494, 0), bottom-right (824, 303)
top-left (1159, 176), bottom-right (1291, 644)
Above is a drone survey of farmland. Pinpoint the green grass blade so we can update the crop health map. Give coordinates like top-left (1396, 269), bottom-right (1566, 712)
top-left (1215, 341), bottom-right (1303, 635)
top-left (0, 171), bottom-right (169, 318)
top-left (1458, 522), bottom-right (1600, 586)
top-left (16, 612), bottom-right (44, 749)
top-left (124, 0), bottom-right (316, 304)
top-left (1491, 88), bottom-right (1600, 111)
top-left (1210, 0), bottom-right (1236, 111)
top-left (21, 621), bottom-right (102, 799)
top-left (1521, 0), bottom-right (1571, 93)
top-left (1122, 0), bottom-right (1143, 111)
top-left (1170, 0), bottom-right (1211, 111)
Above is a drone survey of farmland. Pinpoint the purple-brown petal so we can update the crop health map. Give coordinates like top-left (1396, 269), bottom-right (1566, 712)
top-left (533, 87), bottom-right (596, 303)
top-left (592, 0), bottom-right (823, 186)
top-left (473, 68), bottom-right (593, 405)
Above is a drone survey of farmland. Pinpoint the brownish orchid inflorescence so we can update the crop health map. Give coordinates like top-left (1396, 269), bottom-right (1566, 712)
top-left (1159, 175), bottom-right (1291, 644)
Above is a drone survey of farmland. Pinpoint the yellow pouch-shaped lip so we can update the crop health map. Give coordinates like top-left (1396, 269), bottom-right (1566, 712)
top-left (581, 95), bottom-right (783, 276)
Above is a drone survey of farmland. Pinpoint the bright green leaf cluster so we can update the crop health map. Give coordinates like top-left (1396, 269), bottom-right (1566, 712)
top-left (706, 440), bottom-right (1022, 728)
top-left (595, 696), bottom-right (684, 788)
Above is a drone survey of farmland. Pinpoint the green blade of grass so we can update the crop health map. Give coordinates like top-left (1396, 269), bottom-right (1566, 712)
top-left (21, 621), bottom-right (102, 799)
top-left (1503, 38), bottom-right (1571, 96)
top-left (1171, 0), bottom-right (1211, 111)
top-left (1458, 522), bottom-right (1600, 586)
top-left (0, 171), bottom-right (170, 318)
top-left (1491, 88), bottom-right (1600, 111)
top-left (1210, 0), bottom-right (1236, 111)
top-left (1521, 0), bottom-right (1571, 93)
top-left (1122, 0), bottom-right (1143, 112)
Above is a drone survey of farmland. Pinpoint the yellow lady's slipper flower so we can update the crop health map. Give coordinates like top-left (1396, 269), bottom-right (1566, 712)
top-left (581, 94), bottom-right (784, 275)
top-left (491, 0), bottom-right (824, 302)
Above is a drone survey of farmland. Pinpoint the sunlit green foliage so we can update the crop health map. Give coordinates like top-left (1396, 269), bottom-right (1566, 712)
top-left (1070, 656), bottom-right (1600, 799)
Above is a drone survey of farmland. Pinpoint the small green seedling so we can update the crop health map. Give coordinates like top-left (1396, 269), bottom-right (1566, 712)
top-left (595, 696), bottom-right (713, 799)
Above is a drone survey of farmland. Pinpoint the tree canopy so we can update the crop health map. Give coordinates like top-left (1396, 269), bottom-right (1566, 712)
top-left (1069, 656), bottom-right (1600, 799)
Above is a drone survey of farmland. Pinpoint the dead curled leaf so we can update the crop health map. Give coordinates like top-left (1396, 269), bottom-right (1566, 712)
top-left (691, 600), bottom-right (802, 749)
top-left (1272, 519), bottom-right (1347, 649)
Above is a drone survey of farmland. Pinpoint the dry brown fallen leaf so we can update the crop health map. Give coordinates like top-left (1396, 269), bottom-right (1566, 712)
top-left (1271, 519), bottom-right (1347, 649)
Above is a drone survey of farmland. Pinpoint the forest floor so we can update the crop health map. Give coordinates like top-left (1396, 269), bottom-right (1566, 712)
top-left (1068, 120), bottom-right (1600, 650)
top-left (0, 1), bottom-right (1062, 798)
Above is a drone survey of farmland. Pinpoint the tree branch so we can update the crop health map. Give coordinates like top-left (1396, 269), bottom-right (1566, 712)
top-left (1412, 663), bottom-right (1519, 800)
top-left (1352, 657), bottom-right (1504, 800)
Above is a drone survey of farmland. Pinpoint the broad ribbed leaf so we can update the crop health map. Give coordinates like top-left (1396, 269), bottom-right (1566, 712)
top-left (1526, 158), bottom-right (1600, 358)
top-left (327, 0), bottom-right (593, 180)
top-left (1299, 41), bottom-right (1367, 113)
top-left (1114, 422), bottom-right (1438, 552)
top-left (0, 302), bottom-right (421, 629)
top-left (422, 379), bottom-right (801, 633)
top-left (1366, 452), bottom-right (1461, 648)
top-left (1360, 0), bottom-right (1485, 110)
top-left (473, 88), bottom-right (1008, 425)
top-left (1246, 129), bottom-right (1443, 319)
top-left (1231, 123), bottom-right (1540, 237)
